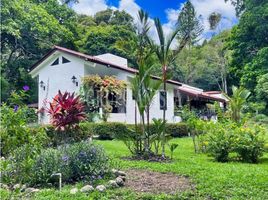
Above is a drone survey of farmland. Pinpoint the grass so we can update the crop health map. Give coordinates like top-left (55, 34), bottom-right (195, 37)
top-left (1, 137), bottom-right (268, 199)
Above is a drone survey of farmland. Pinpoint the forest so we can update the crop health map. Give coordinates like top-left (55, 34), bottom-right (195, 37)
top-left (1, 0), bottom-right (268, 114)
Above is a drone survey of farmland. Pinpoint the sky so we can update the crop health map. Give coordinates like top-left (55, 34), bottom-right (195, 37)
top-left (71, 0), bottom-right (238, 44)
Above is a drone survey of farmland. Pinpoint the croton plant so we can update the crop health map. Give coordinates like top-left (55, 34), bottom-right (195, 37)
top-left (48, 90), bottom-right (86, 131)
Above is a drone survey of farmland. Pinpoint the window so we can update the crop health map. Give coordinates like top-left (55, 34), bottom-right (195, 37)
top-left (160, 91), bottom-right (167, 110)
top-left (51, 58), bottom-right (59, 66)
top-left (62, 56), bottom-right (70, 64)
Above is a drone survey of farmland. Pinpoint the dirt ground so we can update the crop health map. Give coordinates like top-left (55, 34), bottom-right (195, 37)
top-left (125, 169), bottom-right (194, 194)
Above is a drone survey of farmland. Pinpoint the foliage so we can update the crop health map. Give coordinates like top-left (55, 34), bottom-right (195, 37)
top-left (1, 0), bottom-right (76, 102)
top-left (227, 0), bottom-right (268, 96)
top-left (48, 90), bottom-right (86, 131)
top-left (1, 143), bottom-right (46, 184)
top-left (227, 86), bottom-right (251, 123)
top-left (90, 122), bottom-right (129, 140)
top-left (43, 123), bottom-right (92, 146)
top-left (177, 0), bottom-right (204, 46)
top-left (30, 141), bottom-right (110, 186)
top-left (204, 121), bottom-right (266, 163)
top-left (256, 73), bottom-right (268, 113)
top-left (168, 143), bottom-right (179, 159)
top-left (206, 122), bottom-right (235, 162)
top-left (0, 89), bottom-right (47, 156)
top-left (81, 75), bottom-right (127, 122)
top-left (232, 125), bottom-right (266, 163)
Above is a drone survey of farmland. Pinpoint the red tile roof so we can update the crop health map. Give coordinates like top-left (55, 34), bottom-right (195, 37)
top-left (30, 46), bottom-right (182, 86)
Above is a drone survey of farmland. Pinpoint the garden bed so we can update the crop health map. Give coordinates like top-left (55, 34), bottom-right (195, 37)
top-left (125, 169), bottom-right (194, 194)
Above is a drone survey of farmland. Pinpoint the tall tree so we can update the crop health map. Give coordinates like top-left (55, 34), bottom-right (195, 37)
top-left (227, 0), bottom-right (268, 96)
top-left (177, 0), bottom-right (204, 47)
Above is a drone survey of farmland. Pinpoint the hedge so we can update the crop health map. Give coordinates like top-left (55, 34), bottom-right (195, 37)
top-left (32, 122), bottom-right (188, 145)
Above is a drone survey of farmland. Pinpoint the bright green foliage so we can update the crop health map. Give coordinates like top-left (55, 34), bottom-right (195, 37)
top-left (256, 73), bottom-right (268, 113)
top-left (206, 122), bottom-right (235, 162)
top-left (228, 0), bottom-right (268, 95)
top-left (233, 125), bottom-right (266, 163)
top-left (1, 0), bottom-right (75, 102)
top-left (168, 143), bottom-right (179, 159)
top-left (228, 86), bottom-right (251, 123)
top-left (76, 25), bottom-right (137, 66)
top-left (0, 88), bottom-right (47, 156)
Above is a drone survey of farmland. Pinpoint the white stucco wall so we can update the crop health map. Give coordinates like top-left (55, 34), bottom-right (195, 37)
top-left (32, 52), bottom-right (85, 124)
top-left (31, 50), bottom-right (181, 124)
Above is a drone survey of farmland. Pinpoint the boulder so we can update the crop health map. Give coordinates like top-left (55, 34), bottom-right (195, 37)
top-left (20, 184), bottom-right (27, 192)
top-left (118, 175), bottom-right (126, 182)
top-left (117, 171), bottom-right (126, 177)
top-left (80, 185), bottom-right (94, 193)
top-left (107, 180), bottom-right (118, 188)
top-left (13, 184), bottom-right (21, 190)
top-left (70, 188), bottom-right (78, 194)
top-left (111, 169), bottom-right (126, 177)
top-left (115, 177), bottom-right (124, 186)
top-left (96, 185), bottom-right (106, 192)
top-left (0, 183), bottom-right (9, 190)
top-left (25, 188), bottom-right (40, 193)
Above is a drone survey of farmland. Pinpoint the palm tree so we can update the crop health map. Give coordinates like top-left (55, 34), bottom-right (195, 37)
top-left (152, 18), bottom-right (188, 124)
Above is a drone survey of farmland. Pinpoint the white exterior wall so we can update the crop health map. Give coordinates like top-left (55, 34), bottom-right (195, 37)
top-left (31, 51), bottom-right (181, 124)
top-left (32, 52), bottom-right (85, 124)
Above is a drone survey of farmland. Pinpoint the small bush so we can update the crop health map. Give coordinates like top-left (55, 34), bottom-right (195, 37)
top-left (207, 125), bottom-right (234, 162)
top-left (30, 141), bottom-right (109, 186)
top-left (205, 122), bottom-right (266, 163)
top-left (233, 125), bottom-right (265, 163)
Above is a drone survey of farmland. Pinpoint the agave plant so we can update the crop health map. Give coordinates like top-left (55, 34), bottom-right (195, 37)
top-left (48, 91), bottom-right (86, 131)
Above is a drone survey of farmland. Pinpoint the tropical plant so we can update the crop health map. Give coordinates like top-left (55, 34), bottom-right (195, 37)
top-left (227, 86), bottom-right (251, 123)
top-left (168, 143), bottom-right (179, 160)
top-left (131, 56), bottom-right (162, 154)
top-left (48, 90), bottom-right (86, 131)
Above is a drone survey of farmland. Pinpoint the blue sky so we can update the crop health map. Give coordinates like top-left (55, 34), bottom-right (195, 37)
top-left (72, 0), bottom-right (238, 42)
top-left (105, 0), bottom-right (185, 23)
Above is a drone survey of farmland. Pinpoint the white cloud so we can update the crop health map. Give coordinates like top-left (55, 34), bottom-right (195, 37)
top-left (72, 0), bottom-right (108, 16)
top-left (164, 0), bottom-right (237, 43)
top-left (72, 0), bottom-right (237, 46)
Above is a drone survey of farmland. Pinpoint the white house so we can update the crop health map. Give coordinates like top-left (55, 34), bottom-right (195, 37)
top-left (30, 46), bottom-right (227, 124)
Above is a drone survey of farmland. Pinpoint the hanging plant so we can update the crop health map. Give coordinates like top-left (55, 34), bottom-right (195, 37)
top-left (81, 75), bottom-right (127, 122)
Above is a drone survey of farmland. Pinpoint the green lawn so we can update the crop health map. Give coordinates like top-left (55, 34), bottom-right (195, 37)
top-left (1, 137), bottom-right (268, 199)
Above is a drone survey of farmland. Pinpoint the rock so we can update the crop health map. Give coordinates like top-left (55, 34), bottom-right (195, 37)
top-left (118, 175), bottom-right (126, 182)
top-left (20, 184), bottom-right (27, 192)
top-left (96, 185), bottom-right (106, 192)
top-left (0, 183), bottom-right (9, 190)
top-left (107, 180), bottom-right (118, 188)
top-left (70, 188), bottom-right (78, 194)
top-left (112, 169), bottom-right (126, 177)
top-left (25, 187), bottom-right (40, 193)
top-left (80, 185), bottom-right (94, 193)
top-left (116, 171), bottom-right (126, 177)
top-left (115, 177), bottom-right (124, 186)
top-left (13, 184), bottom-right (21, 190)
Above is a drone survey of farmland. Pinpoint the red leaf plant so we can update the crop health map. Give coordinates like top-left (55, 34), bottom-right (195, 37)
top-left (48, 91), bottom-right (86, 131)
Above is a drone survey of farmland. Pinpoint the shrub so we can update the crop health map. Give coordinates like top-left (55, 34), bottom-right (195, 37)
top-left (166, 123), bottom-right (188, 137)
top-left (206, 122), bottom-right (235, 162)
top-left (1, 142), bottom-right (46, 184)
top-left (41, 122), bottom-right (93, 146)
top-left (0, 104), bottom-right (48, 156)
top-left (92, 123), bottom-right (129, 140)
top-left (48, 90), bottom-right (86, 131)
top-left (30, 141), bottom-right (110, 186)
top-left (233, 125), bottom-right (265, 163)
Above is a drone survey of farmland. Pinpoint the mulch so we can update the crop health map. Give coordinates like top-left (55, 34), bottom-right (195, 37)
top-left (125, 169), bottom-right (194, 194)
